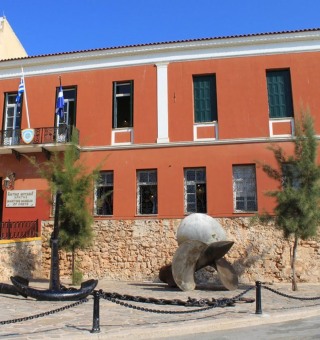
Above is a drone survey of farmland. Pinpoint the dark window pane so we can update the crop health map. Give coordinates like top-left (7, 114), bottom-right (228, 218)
top-left (63, 89), bottom-right (76, 100)
top-left (196, 184), bottom-right (207, 213)
top-left (116, 96), bottom-right (131, 127)
top-left (186, 171), bottom-right (195, 181)
top-left (97, 186), bottom-right (113, 215)
top-left (116, 83), bottom-right (131, 95)
top-left (196, 170), bottom-right (206, 182)
top-left (140, 185), bottom-right (157, 214)
top-left (113, 81), bottom-right (133, 128)
top-left (187, 203), bottom-right (196, 213)
top-left (8, 94), bottom-right (17, 104)
top-left (186, 185), bottom-right (195, 194)
top-left (96, 171), bottom-right (113, 215)
top-left (139, 172), bottom-right (149, 183)
top-left (236, 200), bottom-right (245, 210)
top-left (149, 171), bottom-right (157, 183)
top-left (187, 193), bottom-right (196, 203)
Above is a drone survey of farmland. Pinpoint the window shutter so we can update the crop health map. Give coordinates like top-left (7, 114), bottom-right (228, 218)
top-left (193, 75), bottom-right (217, 123)
top-left (267, 70), bottom-right (293, 118)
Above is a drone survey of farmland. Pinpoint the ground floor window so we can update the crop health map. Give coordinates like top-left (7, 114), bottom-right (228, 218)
top-left (232, 165), bottom-right (257, 212)
top-left (95, 171), bottom-right (114, 215)
top-left (184, 168), bottom-right (207, 213)
top-left (137, 170), bottom-right (157, 215)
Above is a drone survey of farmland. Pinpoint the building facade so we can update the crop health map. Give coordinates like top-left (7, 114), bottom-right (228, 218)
top-left (0, 28), bottom-right (320, 282)
top-left (1, 29), bottom-right (320, 223)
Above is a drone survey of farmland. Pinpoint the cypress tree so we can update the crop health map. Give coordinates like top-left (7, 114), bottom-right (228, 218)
top-left (262, 111), bottom-right (320, 290)
top-left (30, 132), bottom-right (100, 284)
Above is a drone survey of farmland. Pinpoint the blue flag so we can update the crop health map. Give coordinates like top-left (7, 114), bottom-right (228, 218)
top-left (15, 77), bottom-right (25, 104)
top-left (56, 85), bottom-right (64, 119)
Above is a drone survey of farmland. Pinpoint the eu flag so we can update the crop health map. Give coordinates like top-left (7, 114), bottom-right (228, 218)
top-left (15, 77), bottom-right (25, 103)
top-left (56, 85), bottom-right (64, 119)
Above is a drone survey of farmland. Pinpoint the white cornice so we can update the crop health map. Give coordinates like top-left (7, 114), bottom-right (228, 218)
top-left (79, 136), bottom-right (299, 152)
top-left (0, 30), bottom-right (320, 79)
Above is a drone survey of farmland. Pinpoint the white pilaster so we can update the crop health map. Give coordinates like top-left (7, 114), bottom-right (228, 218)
top-left (156, 62), bottom-right (169, 143)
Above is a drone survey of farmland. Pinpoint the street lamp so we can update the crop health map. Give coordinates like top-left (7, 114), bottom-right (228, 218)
top-left (3, 172), bottom-right (15, 190)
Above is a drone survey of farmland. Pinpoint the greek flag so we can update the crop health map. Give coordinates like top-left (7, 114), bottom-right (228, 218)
top-left (15, 77), bottom-right (25, 103)
top-left (56, 85), bottom-right (64, 119)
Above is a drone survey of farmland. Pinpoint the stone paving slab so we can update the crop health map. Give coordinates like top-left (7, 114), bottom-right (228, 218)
top-left (0, 279), bottom-right (319, 339)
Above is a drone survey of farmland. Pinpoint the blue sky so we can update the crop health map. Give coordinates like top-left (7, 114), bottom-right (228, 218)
top-left (2, 0), bottom-right (320, 56)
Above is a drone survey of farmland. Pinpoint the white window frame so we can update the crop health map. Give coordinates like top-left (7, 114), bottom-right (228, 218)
top-left (94, 171), bottom-right (114, 216)
top-left (184, 168), bottom-right (207, 214)
top-left (113, 81), bottom-right (133, 129)
top-left (232, 165), bottom-right (257, 213)
top-left (4, 93), bottom-right (21, 145)
top-left (55, 88), bottom-right (76, 142)
top-left (137, 170), bottom-right (157, 215)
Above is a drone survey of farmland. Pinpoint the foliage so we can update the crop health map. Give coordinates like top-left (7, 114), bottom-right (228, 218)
top-left (260, 110), bottom-right (320, 290)
top-left (29, 131), bottom-right (101, 282)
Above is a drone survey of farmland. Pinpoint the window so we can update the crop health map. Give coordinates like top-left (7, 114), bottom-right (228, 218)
top-left (137, 170), bottom-right (157, 215)
top-left (113, 81), bottom-right (133, 128)
top-left (193, 75), bottom-right (217, 123)
top-left (233, 165), bottom-right (257, 212)
top-left (3, 93), bottom-right (22, 145)
top-left (184, 168), bottom-right (207, 213)
top-left (95, 171), bottom-right (114, 215)
top-left (266, 70), bottom-right (293, 118)
top-left (55, 87), bottom-right (77, 142)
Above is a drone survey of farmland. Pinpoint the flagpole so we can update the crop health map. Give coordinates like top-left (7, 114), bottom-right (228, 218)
top-left (21, 67), bottom-right (30, 128)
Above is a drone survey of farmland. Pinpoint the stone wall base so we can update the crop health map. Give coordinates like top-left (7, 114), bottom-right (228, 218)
top-left (0, 239), bottom-right (42, 282)
top-left (39, 218), bottom-right (320, 285)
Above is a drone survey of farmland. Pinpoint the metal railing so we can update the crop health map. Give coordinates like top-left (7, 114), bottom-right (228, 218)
top-left (0, 125), bottom-right (78, 147)
top-left (0, 219), bottom-right (39, 240)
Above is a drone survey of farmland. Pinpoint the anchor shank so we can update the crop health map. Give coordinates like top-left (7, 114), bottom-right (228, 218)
top-left (49, 191), bottom-right (62, 291)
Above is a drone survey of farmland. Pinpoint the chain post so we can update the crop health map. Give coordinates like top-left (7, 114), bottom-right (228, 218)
top-left (91, 290), bottom-right (101, 333)
top-left (255, 281), bottom-right (262, 314)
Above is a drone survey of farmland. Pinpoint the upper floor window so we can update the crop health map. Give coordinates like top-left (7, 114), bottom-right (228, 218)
top-left (137, 170), bottom-right (157, 215)
top-left (184, 168), bottom-right (207, 213)
top-left (3, 93), bottom-right (22, 145)
top-left (113, 81), bottom-right (133, 128)
top-left (55, 87), bottom-right (76, 142)
top-left (266, 70), bottom-right (293, 119)
top-left (233, 165), bottom-right (257, 212)
top-left (95, 171), bottom-right (114, 216)
top-left (193, 75), bottom-right (218, 123)
top-left (55, 87), bottom-right (77, 127)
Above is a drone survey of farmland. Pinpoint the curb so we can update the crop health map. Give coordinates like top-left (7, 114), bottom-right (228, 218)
top-left (64, 304), bottom-right (320, 340)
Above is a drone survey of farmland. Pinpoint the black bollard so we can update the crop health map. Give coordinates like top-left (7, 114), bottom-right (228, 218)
top-left (91, 290), bottom-right (101, 333)
top-left (255, 281), bottom-right (262, 314)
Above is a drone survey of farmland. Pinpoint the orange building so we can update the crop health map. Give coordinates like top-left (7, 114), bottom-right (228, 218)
top-left (0, 28), bottom-right (320, 232)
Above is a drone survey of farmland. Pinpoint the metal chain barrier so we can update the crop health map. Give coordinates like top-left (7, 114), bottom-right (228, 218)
top-left (0, 298), bottom-right (88, 325)
top-left (90, 286), bottom-right (255, 333)
top-left (98, 285), bottom-right (255, 314)
top-left (262, 285), bottom-right (320, 301)
top-left (255, 281), bottom-right (320, 315)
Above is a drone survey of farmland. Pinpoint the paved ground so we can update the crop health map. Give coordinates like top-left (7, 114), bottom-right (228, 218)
top-left (0, 279), bottom-right (319, 339)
